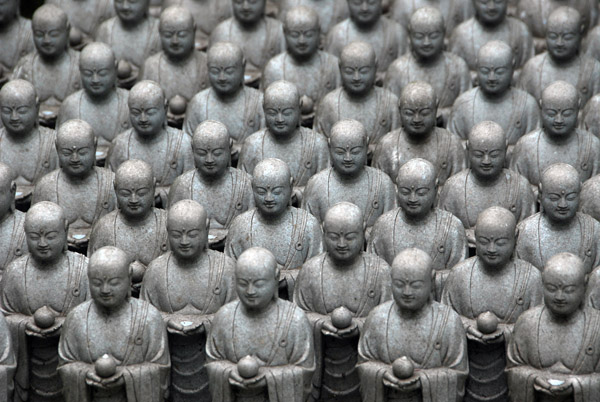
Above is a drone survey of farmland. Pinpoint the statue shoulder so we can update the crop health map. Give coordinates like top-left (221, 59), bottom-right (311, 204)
top-left (364, 252), bottom-right (392, 273)
top-left (2, 254), bottom-right (29, 280)
top-left (228, 209), bottom-right (255, 232)
top-left (95, 17), bottom-right (115, 43)
top-left (131, 297), bottom-right (165, 324)
top-left (210, 18), bottom-right (233, 42)
top-left (241, 128), bottom-right (267, 149)
top-left (65, 299), bottom-right (93, 323)
top-left (436, 208), bottom-right (465, 232)
top-left (367, 300), bottom-right (396, 324)
top-left (517, 212), bottom-right (541, 234)
top-left (188, 87), bottom-right (211, 109)
top-left (451, 17), bottom-right (474, 41)
top-left (445, 51), bottom-right (470, 73)
top-left (515, 129), bottom-right (542, 148)
top-left (451, 87), bottom-right (477, 111)
top-left (145, 252), bottom-right (171, 277)
top-left (507, 16), bottom-right (531, 35)
top-left (372, 208), bottom-right (402, 231)
top-left (34, 168), bottom-right (60, 195)
top-left (212, 300), bottom-right (241, 327)
top-left (446, 256), bottom-right (478, 282)
top-left (443, 168), bottom-right (470, 189)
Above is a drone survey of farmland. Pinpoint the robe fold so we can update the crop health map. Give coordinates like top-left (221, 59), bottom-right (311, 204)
top-left (142, 52), bottom-right (209, 101)
top-left (206, 299), bottom-right (315, 402)
top-left (58, 298), bottom-right (170, 402)
top-left (357, 301), bottom-right (468, 402)
top-left (0, 313), bottom-right (16, 402)
top-left (0, 16), bottom-right (33, 73)
top-left (0, 210), bottom-right (28, 278)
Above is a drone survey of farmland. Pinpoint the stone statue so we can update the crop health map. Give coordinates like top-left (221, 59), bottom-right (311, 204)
top-left (32, 119), bottom-right (117, 251)
top-left (511, 81), bottom-right (600, 191)
top-left (368, 158), bottom-right (467, 299)
top-left (0, 201), bottom-right (89, 402)
top-left (373, 81), bottom-right (466, 188)
top-left (88, 159), bottom-right (169, 292)
top-left (302, 120), bottom-right (397, 238)
top-left (58, 246), bottom-right (170, 402)
top-left (450, 0), bottom-right (534, 77)
top-left (580, 94), bottom-right (600, 139)
top-left (294, 202), bottom-right (392, 402)
top-left (206, 247), bottom-right (315, 402)
top-left (519, 7), bottom-right (600, 107)
top-left (438, 121), bottom-right (536, 246)
top-left (184, 42), bottom-right (264, 159)
top-left (262, 6), bottom-right (341, 126)
top-left (12, 4), bottom-right (81, 127)
top-left (357, 247), bottom-right (468, 402)
top-left (390, 0), bottom-right (474, 37)
top-left (143, 6), bottom-right (209, 126)
top-left (226, 158), bottom-right (323, 300)
top-left (107, 80), bottom-right (194, 207)
top-left (0, 312), bottom-right (16, 402)
top-left (0, 0), bottom-right (33, 77)
top-left (448, 40), bottom-right (540, 160)
top-left (314, 41), bottom-right (399, 154)
top-left (168, 121), bottom-right (255, 246)
top-left (517, 0), bottom-right (597, 53)
top-left (325, 0), bottom-right (407, 77)
top-left (162, 0), bottom-right (232, 50)
top-left (210, 0), bottom-right (286, 85)
top-left (385, 7), bottom-right (471, 126)
top-left (0, 163), bottom-right (27, 278)
top-left (141, 200), bottom-right (237, 401)
top-left (516, 163), bottom-right (600, 273)
top-left (0, 79), bottom-right (59, 204)
top-left (57, 42), bottom-right (130, 164)
top-left (506, 252), bottom-right (600, 401)
top-left (579, 174), bottom-right (600, 222)
top-left (441, 207), bottom-right (543, 402)
top-left (238, 80), bottom-right (329, 203)
top-left (96, 0), bottom-right (161, 88)
top-left (45, 0), bottom-right (114, 49)
top-left (276, 0), bottom-right (348, 37)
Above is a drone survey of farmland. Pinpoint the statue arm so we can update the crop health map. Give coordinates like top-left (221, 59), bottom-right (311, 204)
top-left (0, 315), bottom-right (15, 402)
top-left (357, 308), bottom-right (390, 402)
top-left (182, 95), bottom-right (202, 137)
top-left (306, 217), bottom-right (324, 259)
top-left (505, 312), bottom-right (541, 402)
top-left (381, 173), bottom-right (398, 213)
top-left (447, 219), bottom-right (468, 269)
top-left (447, 97), bottom-right (469, 142)
top-left (224, 217), bottom-right (245, 260)
top-left (300, 177), bottom-right (323, 222)
top-left (10, 54), bottom-right (31, 80)
top-left (179, 136), bottom-right (196, 174)
top-left (30, 173), bottom-right (54, 205)
top-left (518, 177), bottom-right (537, 221)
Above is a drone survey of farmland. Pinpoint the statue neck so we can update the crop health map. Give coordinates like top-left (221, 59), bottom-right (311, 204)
top-left (333, 166), bottom-right (366, 183)
top-left (470, 169), bottom-right (504, 187)
top-left (257, 207), bottom-right (291, 225)
top-left (84, 87), bottom-right (117, 105)
top-left (0, 15), bottom-right (18, 33)
top-left (39, 49), bottom-right (69, 65)
top-left (547, 306), bottom-right (583, 325)
top-left (165, 50), bottom-right (194, 65)
top-left (397, 300), bottom-right (431, 320)
top-left (214, 85), bottom-right (243, 103)
top-left (94, 297), bottom-right (130, 317)
top-left (119, 208), bottom-right (154, 225)
top-left (135, 127), bottom-right (166, 143)
top-left (5, 125), bottom-right (38, 143)
top-left (542, 212), bottom-right (578, 230)
top-left (236, 16), bottom-right (264, 32)
top-left (548, 52), bottom-right (580, 66)
top-left (344, 86), bottom-right (375, 101)
top-left (197, 168), bottom-right (229, 184)
top-left (353, 16), bottom-right (380, 32)
top-left (267, 127), bottom-right (300, 143)
top-left (478, 257), bottom-right (514, 277)
top-left (401, 208), bottom-right (433, 225)
top-left (288, 50), bottom-right (318, 65)
top-left (542, 128), bottom-right (576, 145)
top-left (241, 297), bottom-right (278, 318)
top-left (172, 249), bottom-right (208, 269)
top-left (118, 15), bottom-right (147, 31)
top-left (30, 253), bottom-right (66, 271)
top-left (480, 87), bottom-right (512, 102)
top-left (405, 128), bottom-right (435, 144)
top-left (0, 209), bottom-right (13, 226)
top-left (62, 167), bottom-right (96, 184)
top-left (327, 252), bottom-right (363, 272)
top-left (413, 50), bottom-right (443, 65)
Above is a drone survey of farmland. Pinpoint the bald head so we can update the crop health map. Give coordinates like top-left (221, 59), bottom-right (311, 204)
top-left (330, 119), bottom-right (367, 146)
top-left (88, 246), bottom-right (131, 311)
top-left (409, 6), bottom-right (444, 33)
top-left (168, 199), bottom-right (207, 231)
top-left (264, 80), bottom-right (300, 110)
top-left (0, 79), bottom-right (37, 107)
top-left (253, 158), bottom-right (291, 185)
top-left (0, 163), bottom-right (16, 217)
top-left (400, 81), bottom-right (437, 109)
top-left (541, 81), bottom-right (579, 108)
top-left (468, 121), bottom-right (506, 149)
top-left (541, 163), bottom-right (581, 192)
top-left (324, 201), bottom-right (363, 232)
top-left (284, 5), bottom-right (319, 30)
top-left (89, 246), bottom-right (131, 279)
top-left (32, 4), bottom-right (68, 29)
top-left (160, 6), bottom-right (194, 30)
top-left (340, 41), bottom-right (376, 68)
top-left (25, 201), bottom-right (66, 231)
top-left (543, 252), bottom-right (587, 316)
top-left (477, 40), bottom-right (513, 68)
top-left (392, 248), bottom-right (433, 278)
top-left (544, 252), bottom-right (586, 284)
top-left (193, 120), bottom-right (230, 150)
top-left (391, 248), bottom-right (433, 311)
top-left (476, 206), bottom-right (516, 237)
top-left (115, 159), bottom-right (154, 189)
top-left (129, 80), bottom-right (165, 108)
top-left (397, 158), bottom-right (436, 186)
top-left (237, 247), bottom-right (278, 279)
top-left (57, 119), bottom-right (95, 148)
top-left (80, 42), bottom-right (115, 69)
top-left (547, 6), bottom-right (582, 34)
top-left (207, 41), bottom-right (244, 67)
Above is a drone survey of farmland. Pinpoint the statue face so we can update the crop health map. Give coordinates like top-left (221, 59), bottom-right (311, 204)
top-left (543, 267), bottom-right (586, 317)
top-left (330, 132), bottom-right (367, 177)
top-left (264, 94), bottom-right (300, 137)
top-left (33, 16), bottom-right (69, 59)
top-left (236, 263), bottom-right (278, 311)
top-left (57, 134), bottom-right (96, 179)
top-left (541, 95), bottom-right (578, 138)
top-left (391, 262), bottom-right (431, 312)
top-left (159, 18), bottom-right (195, 60)
top-left (541, 177), bottom-right (579, 224)
top-left (410, 21), bottom-right (444, 60)
top-left (0, 91), bottom-right (38, 136)
top-left (80, 56), bottom-right (117, 98)
top-left (397, 171), bottom-right (436, 219)
top-left (477, 53), bottom-right (513, 96)
top-left (252, 172), bottom-right (291, 218)
top-left (324, 216), bottom-right (364, 264)
top-left (232, 0), bottom-right (265, 25)
top-left (116, 174), bottom-right (154, 220)
top-left (468, 134), bottom-right (505, 180)
top-left (284, 19), bottom-right (320, 59)
top-left (89, 262), bottom-right (130, 311)
top-left (347, 0), bottom-right (381, 26)
top-left (0, 0), bottom-right (18, 26)
top-left (114, 0), bottom-right (149, 24)
top-left (25, 214), bottom-right (66, 264)
top-left (475, 221), bottom-right (515, 269)
top-left (168, 214), bottom-right (207, 261)
top-left (546, 20), bottom-right (581, 61)
top-left (193, 135), bottom-right (230, 178)
top-left (340, 54), bottom-right (376, 96)
top-left (473, 0), bottom-right (507, 26)
top-left (400, 95), bottom-right (437, 137)
top-left (208, 54), bottom-right (244, 96)
top-left (129, 93), bottom-right (166, 137)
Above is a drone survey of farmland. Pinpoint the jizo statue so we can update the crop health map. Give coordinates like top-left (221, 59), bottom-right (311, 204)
top-left (276, 0), bottom-right (349, 37)
top-left (390, 0), bottom-right (474, 36)
top-left (0, 312), bottom-right (16, 401)
top-left (0, 0), bottom-right (33, 78)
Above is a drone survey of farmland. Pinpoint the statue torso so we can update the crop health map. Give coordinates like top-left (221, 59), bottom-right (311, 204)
top-left (0, 128), bottom-right (42, 185)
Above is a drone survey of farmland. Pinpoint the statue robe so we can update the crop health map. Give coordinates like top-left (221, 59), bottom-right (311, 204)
top-left (238, 127), bottom-right (330, 190)
top-left (372, 127), bottom-right (466, 187)
top-left (586, 265), bottom-right (600, 309)
top-left (516, 212), bottom-right (600, 273)
top-left (506, 306), bottom-right (600, 402)
top-left (325, 17), bottom-right (407, 74)
top-left (441, 257), bottom-right (543, 402)
top-left (293, 252), bottom-right (392, 401)
top-left (580, 174), bottom-right (600, 222)
top-left (302, 167), bottom-right (397, 232)
top-left (206, 299), bottom-right (315, 402)
top-left (46, 0), bottom-right (115, 40)
top-left (438, 169), bottom-right (536, 231)
top-left (58, 298), bottom-right (170, 402)
top-left (0, 210), bottom-right (27, 279)
top-left (314, 87), bottom-right (400, 149)
top-left (0, 16), bottom-right (33, 73)
top-left (0, 252), bottom-right (89, 402)
top-left (140, 251), bottom-right (236, 402)
top-left (519, 53), bottom-right (600, 106)
top-left (226, 207), bottom-right (323, 298)
top-left (390, 0), bottom-right (474, 36)
top-left (357, 300), bottom-right (468, 402)
top-left (0, 313), bottom-right (16, 402)
top-left (581, 94), bottom-right (600, 139)
top-left (276, 0), bottom-right (348, 35)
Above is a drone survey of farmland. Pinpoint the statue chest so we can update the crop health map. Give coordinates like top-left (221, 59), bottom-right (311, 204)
top-left (393, 220), bottom-right (439, 252)
top-left (78, 96), bottom-right (122, 143)
top-left (0, 24), bottom-right (22, 69)
top-left (337, 96), bottom-right (379, 132)
top-left (167, 266), bottom-right (213, 312)
top-left (536, 136), bottom-right (580, 177)
top-left (538, 314), bottom-right (585, 370)
top-left (115, 221), bottom-right (162, 265)
top-left (206, 96), bottom-right (247, 141)
top-left (249, 221), bottom-right (296, 265)
top-left (108, 24), bottom-right (152, 67)
top-left (88, 310), bottom-right (133, 361)
top-left (192, 182), bottom-right (233, 226)
top-left (57, 176), bottom-right (100, 226)
top-left (260, 135), bottom-right (304, 179)
top-left (0, 135), bottom-right (40, 183)
top-left (232, 312), bottom-right (279, 361)
top-left (32, 57), bottom-right (73, 101)
top-left (127, 136), bottom-right (169, 178)
top-left (320, 268), bottom-right (364, 313)
top-left (468, 268), bottom-right (518, 318)
top-left (25, 264), bottom-right (70, 313)
top-left (324, 174), bottom-right (372, 216)
top-left (388, 310), bottom-right (434, 365)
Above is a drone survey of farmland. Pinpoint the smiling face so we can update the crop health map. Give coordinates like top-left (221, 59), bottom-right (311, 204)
top-left (207, 42), bottom-right (245, 97)
top-left (32, 5), bottom-right (69, 59)
top-left (159, 7), bottom-right (195, 61)
top-left (25, 202), bottom-right (67, 264)
top-left (473, 0), bottom-right (507, 26)
top-left (168, 200), bottom-right (207, 261)
top-left (89, 247), bottom-right (131, 312)
top-left (80, 43), bottom-right (117, 98)
top-left (546, 7), bottom-right (581, 62)
top-left (340, 42), bottom-right (377, 96)
top-left (347, 0), bottom-right (381, 27)
top-left (56, 120), bottom-right (97, 179)
top-left (236, 247), bottom-right (278, 312)
top-left (541, 82), bottom-right (579, 139)
top-left (115, 160), bottom-right (155, 220)
top-left (193, 121), bottom-right (231, 179)
top-left (543, 253), bottom-right (586, 317)
top-left (477, 41), bottom-right (513, 96)
top-left (264, 81), bottom-right (300, 137)
top-left (0, 80), bottom-right (38, 136)
top-left (391, 248), bottom-right (432, 312)
top-left (400, 82), bottom-right (437, 138)
top-left (284, 7), bottom-right (320, 60)
top-left (232, 0), bottom-right (266, 25)
top-left (324, 202), bottom-right (364, 264)
top-left (329, 120), bottom-right (368, 177)
top-left (475, 207), bottom-right (515, 269)
top-left (114, 0), bottom-right (149, 24)
top-left (468, 121), bottom-right (506, 181)
top-left (409, 8), bottom-right (444, 60)
top-left (540, 164), bottom-right (580, 224)
top-left (396, 159), bottom-right (436, 219)
top-left (128, 81), bottom-right (167, 137)
top-left (252, 159), bottom-right (292, 218)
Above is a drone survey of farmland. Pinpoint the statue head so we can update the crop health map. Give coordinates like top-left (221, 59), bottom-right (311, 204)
top-left (540, 81), bottom-right (579, 139)
top-left (347, 0), bottom-right (382, 27)
top-left (193, 120), bottom-right (231, 179)
top-left (167, 200), bottom-right (208, 262)
top-left (89, 246), bottom-right (131, 313)
top-left (113, 0), bottom-right (149, 25)
top-left (264, 80), bottom-right (301, 138)
top-left (236, 247), bottom-right (279, 312)
top-left (540, 163), bottom-right (581, 225)
top-left (408, 7), bottom-right (445, 61)
top-left (477, 40), bottom-right (514, 96)
top-left (400, 81), bottom-right (437, 138)
top-left (80, 42), bottom-right (117, 99)
top-left (25, 201), bottom-right (68, 265)
top-left (396, 158), bottom-right (437, 219)
top-left (0, 79), bottom-right (39, 136)
top-left (0, 163), bottom-right (16, 219)
top-left (391, 248), bottom-right (432, 312)
top-left (323, 202), bottom-right (365, 265)
top-left (475, 207), bottom-right (516, 269)
top-left (473, 0), bottom-right (507, 27)
top-left (329, 119), bottom-right (368, 178)
top-left (467, 120), bottom-right (506, 181)
top-left (159, 6), bottom-right (195, 61)
top-left (284, 6), bottom-right (320, 61)
top-left (32, 5), bottom-right (69, 60)
top-left (128, 80), bottom-right (167, 138)
top-left (207, 42), bottom-right (245, 97)
top-left (114, 159), bottom-right (155, 221)
top-left (340, 41), bottom-right (377, 97)
top-left (232, 0), bottom-right (266, 26)
top-left (252, 158), bottom-right (292, 219)
top-left (546, 7), bottom-right (583, 62)
top-left (543, 252), bottom-right (587, 318)
top-left (0, 0), bottom-right (19, 26)
top-left (56, 119), bottom-right (97, 179)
